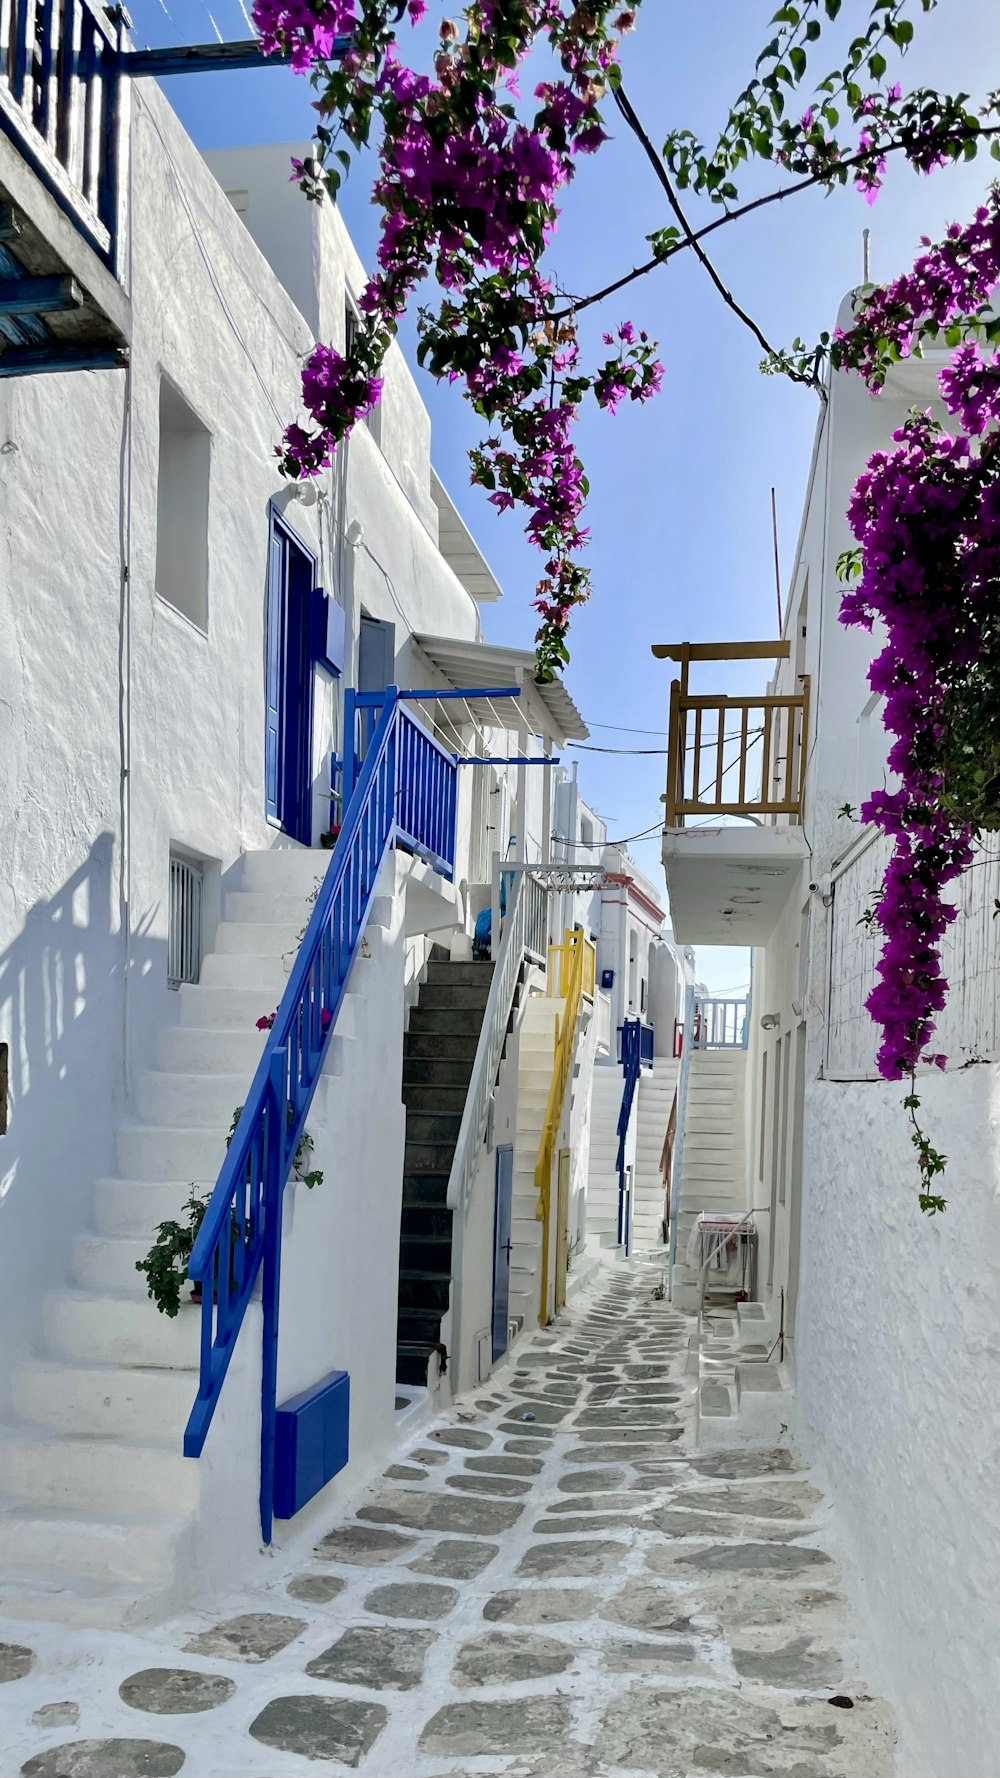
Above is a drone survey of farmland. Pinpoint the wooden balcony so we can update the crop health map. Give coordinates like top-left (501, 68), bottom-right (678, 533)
top-left (658, 641), bottom-right (809, 826)
top-left (653, 641), bottom-right (810, 946)
top-left (0, 0), bottom-right (132, 372)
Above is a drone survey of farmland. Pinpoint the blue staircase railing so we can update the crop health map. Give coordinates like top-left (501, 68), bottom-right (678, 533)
top-left (615, 1017), bottom-right (654, 1253)
top-left (183, 688), bottom-right (456, 1541)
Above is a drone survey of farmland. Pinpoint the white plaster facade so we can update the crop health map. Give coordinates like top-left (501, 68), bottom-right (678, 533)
top-left (0, 87), bottom-right (606, 1622)
top-left (670, 298), bottom-right (1000, 1776)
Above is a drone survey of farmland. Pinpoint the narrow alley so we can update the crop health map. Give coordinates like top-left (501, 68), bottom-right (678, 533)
top-left (1, 1265), bottom-right (894, 1778)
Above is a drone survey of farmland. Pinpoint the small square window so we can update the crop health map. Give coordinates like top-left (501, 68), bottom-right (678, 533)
top-left (168, 854), bottom-right (204, 988)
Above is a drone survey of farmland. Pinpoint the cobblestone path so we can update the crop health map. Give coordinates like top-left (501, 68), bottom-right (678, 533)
top-left (0, 1265), bottom-right (895, 1776)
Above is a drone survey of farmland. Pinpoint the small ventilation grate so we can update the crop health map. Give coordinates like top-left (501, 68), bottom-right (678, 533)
top-left (168, 854), bottom-right (203, 988)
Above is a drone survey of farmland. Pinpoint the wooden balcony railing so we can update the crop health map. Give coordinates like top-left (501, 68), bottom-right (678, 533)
top-left (653, 641), bottom-right (810, 828)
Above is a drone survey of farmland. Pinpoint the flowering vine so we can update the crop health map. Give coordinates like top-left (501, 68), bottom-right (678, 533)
top-left (251, 0), bottom-right (661, 678)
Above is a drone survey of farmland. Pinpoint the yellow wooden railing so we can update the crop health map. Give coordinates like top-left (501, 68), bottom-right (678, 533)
top-left (652, 641), bottom-right (810, 827)
top-left (535, 928), bottom-right (595, 1326)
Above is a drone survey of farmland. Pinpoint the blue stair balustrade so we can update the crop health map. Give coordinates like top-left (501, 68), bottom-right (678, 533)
top-left (183, 688), bottom-right (457, 1541)
top-left (615, 1017), bottom-right (654, 1253)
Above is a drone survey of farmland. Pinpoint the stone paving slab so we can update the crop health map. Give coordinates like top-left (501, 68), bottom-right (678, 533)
top-left (3, 1264), bottom-right (894, 1778)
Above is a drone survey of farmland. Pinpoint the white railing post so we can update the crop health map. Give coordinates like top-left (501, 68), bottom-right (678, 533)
top-left (668, 982), bottom-right (698, 1297)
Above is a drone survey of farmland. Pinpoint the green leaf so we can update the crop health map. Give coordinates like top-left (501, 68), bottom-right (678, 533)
top-left (869, 50), bottom-right (887, 78)
top-left (789, 45), bottom-right (807, 78)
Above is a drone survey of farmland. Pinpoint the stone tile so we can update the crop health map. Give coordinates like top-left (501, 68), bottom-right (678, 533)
top-left (531, 1514), bottom-right (640, 1534)
top-left (315, 1523), bottom-right (416, 1564)
top-left (681, 1575), bottom-right (847, 1634)
top-left (22, 1743), bottom-right (185, 1778)
top-left (505, 1437), bottom-right (556, 1456)
top-left (430, 1427), bottom-right (492, 1450)
top-left (363, 1580), bottom-right (459, 1620)
top-left (732, 1633), bottom-right (844, 1689)
top-left (501, 1400), bottom-right (570, 1425)
top-left (516, 1539), bottom-right (625, 1579)
top-left (385, 1463), bottom-right (428, 1480)
top-left (557, 1466), bottom-right (625, 1493)
top-left (656, 1509), bottom-right (807, 1542)
top-left (413, 1445), bottom-right (449, 1465)
top-left (465, 1453), bottom-right (543, 1477)
top-left (306, 1626), bottom-right (435, 1690)
top-left (691, 1448), bottom-right (801, 1480)
top-left (31, 1704), bottom-right (79, 1729)
top-left (673, 1481), bottom-right (823, 1520)
top-left (499, 1419), bottom-right (557, 1439)
top-left (567, 1443), bottom-right (662, 1463)
top-left (419, 1697), bottom-right (573, 1757)
top-left (574, 1406), bottom-right (678, 1428)
top-left (250, 1694), bottom-right (387, 1766)
top-left (601, 1639), bottom-right (712, 1677)
top-left (182, 1613), bottom-right (306, 1662)
top-left (546, 1493), bottom-right (637, 1514)
top-left (119, 1668), bottom-right (236, 1714)
top-left (596, 1684), bottom-right (894, 1777)
top-left (0, 1643), bottom-right (34, 1683)
top-left (452, 1630), bottom-right (575, 1688)
top-left (409, 1539), bottom-right (499, 1580)
top-left (483, 1587), bottom-right (599, 1625)
top-left (669, 1541), bottom-right (834, 1578)
top-left (359, 1487), bottom-right (523, 1536)
top-left (286, 1573), bottom-right (346, 1605)
top-left (602, 1583), bottom-right (697, 1637)
top-left (445, 1471), bottom-right (531, 1497)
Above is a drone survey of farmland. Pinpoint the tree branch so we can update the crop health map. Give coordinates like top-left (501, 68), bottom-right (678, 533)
top-left (611, 83), bottom-right (821, 390)
top-left (551, 120), bottom-right (1000, 324)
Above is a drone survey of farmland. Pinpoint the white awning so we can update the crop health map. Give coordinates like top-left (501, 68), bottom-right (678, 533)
top-left (431, 470), bottom-right (503, 603)
top-left (411, 633), bottom-right (590, 745)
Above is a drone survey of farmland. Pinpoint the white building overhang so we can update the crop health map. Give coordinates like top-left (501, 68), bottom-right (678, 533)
top-left (412, 633), bottom-right (590, 747)
top-left (662, 825), bottom-right (809, 945)
top-left (431, 471), bottom-right (503, 602)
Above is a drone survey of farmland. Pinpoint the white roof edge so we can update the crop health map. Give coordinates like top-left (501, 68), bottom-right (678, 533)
top-left (412, 632), bottom-right (590, 745)
top-left (430, 469), bottom-right (503, 603)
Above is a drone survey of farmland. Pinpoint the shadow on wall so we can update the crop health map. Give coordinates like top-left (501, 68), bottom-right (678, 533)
top-left (0, 834), bottom-right (165, 1408)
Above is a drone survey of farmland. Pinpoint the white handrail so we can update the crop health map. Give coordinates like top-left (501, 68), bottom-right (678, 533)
top-left (447, 868), bottom-right (548, 1369)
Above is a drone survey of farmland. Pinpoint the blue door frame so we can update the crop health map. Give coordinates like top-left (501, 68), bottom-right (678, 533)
top-left (265, 509), bottom-right (316, 845)
top-left (492, 1146), bottom-right (514, 1363)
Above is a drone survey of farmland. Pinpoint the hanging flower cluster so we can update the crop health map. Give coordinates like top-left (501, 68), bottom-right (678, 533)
top-left (251, 0), bottom-right (661, 678)
top-left (835, 208), bottom-right (1000, 1209)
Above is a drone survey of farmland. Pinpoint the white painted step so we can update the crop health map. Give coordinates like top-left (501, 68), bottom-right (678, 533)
top-left (0, 1505), bottom-right (186, 1594)
top-left (157, 1026), bottom-right (267, 1074)
top-left (43, 1290), bottom-right (202, 1369)
top-left (179, 984), bottom-right (274, 1030)
top-left (0, 1429), bottom-right (199, 1516)
top-left (116, 1125), bottom-right (227, 1182)
top-left (213, 919), bottom-right (301, 956)
top-left (225, 889), bottom-right (319, 924)
top-left (137, 1071), bottom-right (249, 1129)
top-left (199, 953), bottom-right (290, 992)
top-left (13, 1359), bottom-right (195, 1441)
top-left (73, 1233), bottom-right (153, 1295)
top-left (240, 849), bottom-right (329, 892)
top-left (95, 1177), bottom-right (218, 1239)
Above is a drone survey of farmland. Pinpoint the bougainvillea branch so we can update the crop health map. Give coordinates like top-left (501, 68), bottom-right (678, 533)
top-left (831, 201), bottom-right (1000, 1209)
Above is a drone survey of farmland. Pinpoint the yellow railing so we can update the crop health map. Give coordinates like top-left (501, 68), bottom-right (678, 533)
top-left (652, 640), bottom-right (810, 827)
top-left (535, 928), bottom-right (595, 1326)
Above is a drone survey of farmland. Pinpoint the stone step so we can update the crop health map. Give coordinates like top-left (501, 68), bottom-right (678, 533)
top-left (402, 1056), bottom-right (474, 1088)
top-left (178, 984), bottom-right (280, 1031)
top-left (417, 983), bottom-right (493, 1011)
top-left (212, 919), bottom-right (301, 956)
top-left (137, 1070), bottom-right (249, 1130)
top-left (225, 889), bottom-right (318, 925)
top-left (12, 1358), bottom-right (194, 1441)
top-left (116, 1125), bottom-right (227, 1182)
top-left (409, 1007), bottom-right (489, 1037)
top-left (0, 1505), bottom-right (186, 1599)
top-left (401, 1082), bottom-right (469, 1115)
top-left (94, 1176), bottom-right (217, 1240)
top-left (199, 952), bottom-right (289, 992)
top-left (0, 1428), bottom-right (200, 1516)
top-left (425, 961), bottom-right (495, 986)
top-left (42, 1290), bottom-right (204, 1369)
top-left (73, 1233), bottom-right (155, 1296)
top-left (405, 1032), bottom-right (479, 1061)
top-left (156, 1025), bottom-right (268, 1075)
top-left (240, 848), bottom-right (330, 893)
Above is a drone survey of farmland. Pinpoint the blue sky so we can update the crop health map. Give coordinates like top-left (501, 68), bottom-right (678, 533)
top-left (134, 0), bottom-right (996, 988)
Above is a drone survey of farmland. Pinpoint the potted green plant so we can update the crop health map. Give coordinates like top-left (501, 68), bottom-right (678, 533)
top-left (135, 1189), bottom-right (210, 1317)
top-left (320, 823), bottom-right (342, 850)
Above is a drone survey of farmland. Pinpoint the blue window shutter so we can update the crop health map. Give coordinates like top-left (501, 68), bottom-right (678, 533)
top-left (264, 527), bottom-right (285, 822)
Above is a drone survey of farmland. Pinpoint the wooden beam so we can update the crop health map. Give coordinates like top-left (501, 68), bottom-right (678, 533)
top-left (0, 275), bottom-right (82, 315)
top-left (0, 343), bottom-right (129, 376)
top-left (651, 640), bottom-right (791, 663)
top-left (0, 205), bottom-right (22, 243)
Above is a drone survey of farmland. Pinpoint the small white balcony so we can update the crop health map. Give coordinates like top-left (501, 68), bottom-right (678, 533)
top-left (656, 640), bottom-right (810, 946)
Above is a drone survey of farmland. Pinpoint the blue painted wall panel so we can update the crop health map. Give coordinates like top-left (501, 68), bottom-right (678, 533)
top-left (273, 1369), bottom-right (350, 1520)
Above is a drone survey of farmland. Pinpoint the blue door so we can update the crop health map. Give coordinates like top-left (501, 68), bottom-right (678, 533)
top-left (492, 1146), bottom-right (514, 1363)
top-left (265, 511), bottom-right (315, 844)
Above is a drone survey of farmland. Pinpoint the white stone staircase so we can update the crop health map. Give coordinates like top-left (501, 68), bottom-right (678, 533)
top-left (508, 996), bottom-right (562, 1333)
top-left (584, 1061), bottom-right (625, 1255)
top-left (670, 1048), bottom-right (748, 1315)
top-left (0, 846), bottom-right (368, 1629)
top-left (631, 1057), bottom-right (679, 1253)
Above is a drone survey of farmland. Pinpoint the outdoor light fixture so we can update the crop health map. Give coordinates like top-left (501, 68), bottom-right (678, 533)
top-left (760, 1012), bottom-right (781, 1030)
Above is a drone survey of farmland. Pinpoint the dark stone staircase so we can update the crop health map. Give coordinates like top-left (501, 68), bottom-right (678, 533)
top-left (396, 951), bottom-right (495, 1386)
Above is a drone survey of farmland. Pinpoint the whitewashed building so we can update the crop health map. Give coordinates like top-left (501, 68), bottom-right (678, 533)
top-left (659, 295), bottom-right (1000, 1778)
top-left (0, 56), bottom-right (612, 1626)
